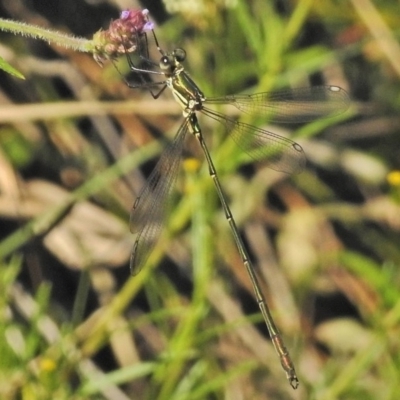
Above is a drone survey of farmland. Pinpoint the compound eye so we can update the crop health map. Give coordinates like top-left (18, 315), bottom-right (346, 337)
top-left (174, 48), bottom-right (186, 62)
top-left (160, 56), bottom-right (171, 70)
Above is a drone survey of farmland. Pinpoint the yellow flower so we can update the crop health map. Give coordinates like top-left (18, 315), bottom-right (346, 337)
top-left (183, 158), bottom-right (201, 173)
top-left (39, 358), bottom-right (56, 372)
top-left (387, 170), bottom-right (400, 186)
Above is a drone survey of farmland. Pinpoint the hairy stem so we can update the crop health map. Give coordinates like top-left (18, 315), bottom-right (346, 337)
top-left (0, 18), bottom-right (92, 52)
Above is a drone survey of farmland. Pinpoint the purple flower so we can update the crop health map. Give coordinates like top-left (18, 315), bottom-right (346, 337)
top-left (92, 9), bottom-right (154, 65)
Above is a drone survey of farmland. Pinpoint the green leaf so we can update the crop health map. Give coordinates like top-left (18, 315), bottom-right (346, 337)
top-left (0, 55), bottom-right (25, 79)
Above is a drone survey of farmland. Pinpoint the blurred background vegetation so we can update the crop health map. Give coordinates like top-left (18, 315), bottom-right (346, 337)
top-left (1, 0), bottom-right (400, 399)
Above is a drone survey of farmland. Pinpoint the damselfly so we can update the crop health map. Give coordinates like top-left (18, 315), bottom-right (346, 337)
top-left (124, 20), bottom-right (350, 389)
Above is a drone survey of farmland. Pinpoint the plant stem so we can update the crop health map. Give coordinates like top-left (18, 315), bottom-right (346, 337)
top-left (0, 18), bottom-right (92, 53)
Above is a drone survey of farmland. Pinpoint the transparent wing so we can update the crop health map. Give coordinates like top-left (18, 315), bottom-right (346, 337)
top-left (129, 120), bottom-right (188, 275)
top-left (205, 85), bottom-right (350, 123)
top-left (202, 108), bottom-right (306, 174)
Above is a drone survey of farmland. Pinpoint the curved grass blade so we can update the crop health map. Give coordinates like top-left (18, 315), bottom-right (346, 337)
top-left (0, 55), bottom-right (25, 79)
top-left (129, 120), bottom-right (189, 274)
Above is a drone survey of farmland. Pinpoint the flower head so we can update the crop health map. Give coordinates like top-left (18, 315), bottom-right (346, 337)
top-left (92, 9), bottom-right (154, 65)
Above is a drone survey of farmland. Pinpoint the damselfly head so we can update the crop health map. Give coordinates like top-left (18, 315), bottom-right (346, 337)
top-left (159, 48), bottom-right (186, 74)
